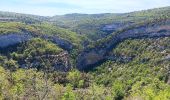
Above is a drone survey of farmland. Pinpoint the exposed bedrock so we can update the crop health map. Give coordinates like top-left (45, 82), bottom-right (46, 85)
top-left (0, 33), bottom-right (73, 71)
top-left (76, 19), bottom-right (170, 70)
top-left (21, 51), bottom-right (72, 72)
top-left (41, 34), bottom-right (73, 51)
top-left (0, 33), bottom-right (32, 48)
top-left (101, 22), bottom-right (133, 34)
top-left (0, 33), bottom-right (73, 51)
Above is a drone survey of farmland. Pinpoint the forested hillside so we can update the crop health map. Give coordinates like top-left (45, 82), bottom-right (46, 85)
top-left (0, 6), bottom-right (170, 100)
top-left (49, 6), bottom-right (170, 40)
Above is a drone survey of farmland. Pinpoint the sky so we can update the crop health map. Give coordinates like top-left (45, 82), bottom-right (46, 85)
top-left (0, 0), bottom-right (170, 16)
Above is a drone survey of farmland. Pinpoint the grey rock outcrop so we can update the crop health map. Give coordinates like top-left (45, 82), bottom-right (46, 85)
top-left (0, 32), bottom-right (73, 71)
top-left (41, 35), bottom-right (73, 51)
top-left (22, 51), bottom-right (71, 71)
top-left (77, 19), bottom-right (170, 70)
top-left (0, 32), bottom-right (73, 51)
top-left (0, 33), bottom-right (32, 48)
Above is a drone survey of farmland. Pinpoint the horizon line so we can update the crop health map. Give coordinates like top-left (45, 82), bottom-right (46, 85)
top-left (0, 6), bottom-right (169, 17)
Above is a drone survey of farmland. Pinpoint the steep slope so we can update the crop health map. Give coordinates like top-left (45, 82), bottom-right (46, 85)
top-left (1, 7), bottom-right (169, 41)
top-left (0, 22), bottom-right (84, 50)
top-left (0, 6), bottom-right (170, 100)
top-left (90, 37), bottom-right (170, 99)
top-left (0, 22), bottom-right (85, 71)
top-left (50, 6), bottom-right (170, 40)
top-left (77, 17), bottom-right (170, 70)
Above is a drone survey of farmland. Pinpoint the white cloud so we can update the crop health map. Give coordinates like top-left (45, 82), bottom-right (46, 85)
top-left (0, 0), bottom-right (169, 16)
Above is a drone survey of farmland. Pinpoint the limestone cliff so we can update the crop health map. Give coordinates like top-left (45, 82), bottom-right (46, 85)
top-left (77, 19), bottom-right (170, 70)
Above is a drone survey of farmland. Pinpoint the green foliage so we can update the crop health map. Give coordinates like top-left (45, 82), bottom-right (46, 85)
top-left (0, 66), bottom-right (77, 99)
top-left (67, 70), bottom-right (81, 88)
top-left (66, 70), bottom-right (90, 88)
top-left (62, 84), bottom-right (76, 100)
top-left (11, 38), bottom-right (64, 70)
top-left (24, 38), bottom-right (63, 54)
top-left (0, 22), bottom-right (24, 34)
top-left (0, 11), bottom-right (46, 24)
top-left (90, 37), bottom-right (170, 99)
top-left (0, 22), bottom-right (85, 50)
top-left (0, 6), bottom-right (170, 100)
top-left (129, 78), bottom-right (170, 100)
top-left (4, 59), bottom-right (18, 72)
top-left (112, 80), bottom-right (125, 100)
top-left (33, 23), bottom-right (85, 47)
top-left (50, 7), bottom-right (170, 40)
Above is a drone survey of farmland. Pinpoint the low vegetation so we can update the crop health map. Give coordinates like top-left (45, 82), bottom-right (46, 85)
top-left (0, 6), bottom-right (170, 100)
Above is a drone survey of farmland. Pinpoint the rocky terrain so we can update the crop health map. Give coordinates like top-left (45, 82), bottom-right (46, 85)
top-left (0, 6), bottom-right (170, 100)
top-left (77, 18), bottom-right (170, 70)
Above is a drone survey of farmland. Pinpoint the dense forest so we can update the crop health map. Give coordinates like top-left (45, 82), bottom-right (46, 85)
top-left (0, 6), bottom-right (170, 100)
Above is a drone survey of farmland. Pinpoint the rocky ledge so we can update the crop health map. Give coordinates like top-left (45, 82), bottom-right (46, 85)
top-left (0, 32), bottom-right (73, 51)
top-left (77, 19), bottom-right (170, 71)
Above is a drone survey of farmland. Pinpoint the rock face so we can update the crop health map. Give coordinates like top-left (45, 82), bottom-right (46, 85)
top-left (0, 32), bottom-right (73, 71)
top-left (41, 35), bottom-right (73, 51)
top-left (0, 33), bottom-right (73, 51)
top-left (101, 22), bottom-right (132, 33)
top-left (77, 19), bottom-right (170, 70)
top-left (164, 54), bottom-right (170, 61)
top-left (0, 33), bottom-right (32, 48)
top-left (53, 51), bottom-right (71, 71)
top-left (22, 51), bottom-right (71, 72)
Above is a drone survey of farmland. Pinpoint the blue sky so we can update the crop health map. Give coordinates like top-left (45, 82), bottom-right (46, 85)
top-left (0, 0), bottom-right (170, 16)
